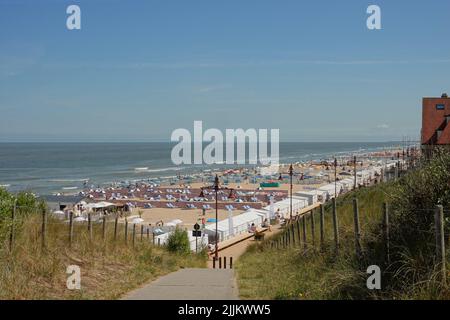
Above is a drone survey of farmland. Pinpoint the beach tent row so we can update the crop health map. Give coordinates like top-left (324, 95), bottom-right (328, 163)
top-left (294, 166), bottom-right (385, 204)
top-left (263, 196), bottom-right (309, 218)
top-left (203, 209), bottom-right (268, 242)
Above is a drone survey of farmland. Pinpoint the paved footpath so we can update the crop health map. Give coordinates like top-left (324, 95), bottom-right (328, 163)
top-left (122, 268), bottom-right (239, 300)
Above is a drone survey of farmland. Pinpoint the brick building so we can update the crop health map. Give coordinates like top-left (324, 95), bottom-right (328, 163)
top-left (421, 93), bottom-right (450, 153)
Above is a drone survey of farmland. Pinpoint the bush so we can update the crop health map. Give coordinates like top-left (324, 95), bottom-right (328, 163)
top-left (167, 228), bottom-right (191, 254)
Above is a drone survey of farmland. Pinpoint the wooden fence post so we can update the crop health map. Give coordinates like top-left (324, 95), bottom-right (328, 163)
top-left (41, 207), bottom-right (47, 250)
top-left (332, 197), bottom-right (339, 255)
top-left (88, 213), bottom-right (92, 241)
top-left (291, 223), bottom-right (295, 245)
top-left (114, 214), bottom-right (118, 241)
top-left (146, 228), bottom-right (150, 241)
top-left (383, 203), bottom-right (390, 264)
top-left (69, 211), bottom-right (74, 247)
top-left (353, 198), bottom-right (362, 257)
top-left (140, 225), bottom-right (144, 241)
top-left (102, 214), bottom-right (106, 240)
top-left (9, 199), bottom-right (17, 252)
top-left (310, 210), bottom-right (316, 247)
top-left (296, 219), bottom-right (301, 245)
top-left (319, 204), bottom-right (325, 249)
top-left (302, 215), bottom-right (307, 250)
top-left (435, 205), bottom-right (446, 286)
top-left (132, 224), bottom-right (136, 247)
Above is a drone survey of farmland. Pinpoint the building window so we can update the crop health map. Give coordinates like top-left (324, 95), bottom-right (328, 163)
top-left (436, 104), bottom-right (445, 110)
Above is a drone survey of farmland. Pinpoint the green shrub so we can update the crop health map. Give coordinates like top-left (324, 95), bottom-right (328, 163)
top-left (167, 228), bottom-right (191, 254)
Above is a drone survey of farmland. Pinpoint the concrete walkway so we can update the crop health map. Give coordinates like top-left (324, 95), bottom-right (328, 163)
top-left (122, 268), bottom-right (239, 300)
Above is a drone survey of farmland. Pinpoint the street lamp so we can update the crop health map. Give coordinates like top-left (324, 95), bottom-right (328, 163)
top-left (200, 174), bottom-right (234, 260)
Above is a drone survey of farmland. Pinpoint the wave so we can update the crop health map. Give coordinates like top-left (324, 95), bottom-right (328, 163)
top-left (49, 178), bottom-right (89, 182)
top-left (134, 167), bottom-right (185, 173)
top-left (62, 186), bottom-right (79, 190)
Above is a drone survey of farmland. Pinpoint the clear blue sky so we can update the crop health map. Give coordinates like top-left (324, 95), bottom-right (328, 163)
top-left (1, 0), bottom-right (449, 142)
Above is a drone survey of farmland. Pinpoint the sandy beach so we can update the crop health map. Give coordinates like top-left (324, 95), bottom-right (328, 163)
top-left (71, 148), bottom-right (407, 231)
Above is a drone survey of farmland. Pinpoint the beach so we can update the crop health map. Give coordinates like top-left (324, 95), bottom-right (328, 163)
top-left (66, 146), bottom-right (410, 234)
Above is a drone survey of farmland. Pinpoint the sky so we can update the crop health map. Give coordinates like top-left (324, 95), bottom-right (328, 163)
top-left (0, 0), bottom-right (450, 142)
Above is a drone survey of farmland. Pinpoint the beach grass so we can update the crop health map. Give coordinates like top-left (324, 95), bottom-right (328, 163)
top-left (236, 179), bottom-right (450, 300)
top-left (0, 210), bottom-right (207, 299)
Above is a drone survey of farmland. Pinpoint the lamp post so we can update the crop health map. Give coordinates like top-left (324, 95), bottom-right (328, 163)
top-left (353, 156), bottom-right (357, 190)
top-left (214, 175), bottom-right (219, 258)
top-left (289, 164), bottom-right (293, 221)
top-left (200, 174), bottom-right (234, 260)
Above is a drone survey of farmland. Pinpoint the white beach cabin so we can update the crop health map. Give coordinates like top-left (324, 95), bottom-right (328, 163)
top-left (294, 190), bottom-right (319, 206)
top-left (263, 196), bottom-right (309, 218)
top-left (203, 209), bottom-right (267, 242)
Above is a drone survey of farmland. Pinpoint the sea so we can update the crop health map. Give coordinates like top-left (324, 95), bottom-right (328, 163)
top-left (0, 142), bottom-right (403, 196)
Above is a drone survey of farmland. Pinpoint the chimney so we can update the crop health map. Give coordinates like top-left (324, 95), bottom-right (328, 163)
top-left (442, 93), bottom-right (448, 98)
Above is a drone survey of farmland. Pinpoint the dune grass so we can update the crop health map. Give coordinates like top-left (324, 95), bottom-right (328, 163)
top-left (236, 182), bottom-right (450, 300)
top-left (0, 210), bottom-right (206, 299)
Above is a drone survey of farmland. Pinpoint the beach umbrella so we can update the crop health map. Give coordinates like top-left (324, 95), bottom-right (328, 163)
top-left (131, 217), bottom-right (144, 224)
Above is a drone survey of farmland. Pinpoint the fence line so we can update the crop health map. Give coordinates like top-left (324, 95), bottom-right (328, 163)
top-left (264, 197), bottom-right (447, 287)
